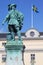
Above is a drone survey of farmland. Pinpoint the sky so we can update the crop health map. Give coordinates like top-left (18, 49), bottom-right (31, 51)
top-left (0, 0), bottom-right (43, 33)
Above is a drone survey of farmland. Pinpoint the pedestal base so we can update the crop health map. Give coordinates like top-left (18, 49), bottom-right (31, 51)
top-left (5, 40), bottom-right (25, 65)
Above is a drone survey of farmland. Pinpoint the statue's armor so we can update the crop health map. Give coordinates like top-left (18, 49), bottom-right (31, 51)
top-left (8, 10), bottom-right (19, 26)
top-left (5, 9), bottom-right (23, 33)
top-left (6, 9), bottom-right (24, 30)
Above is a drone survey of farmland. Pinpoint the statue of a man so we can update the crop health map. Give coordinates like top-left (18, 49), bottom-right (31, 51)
top-left (2, 4), bottom-right (24, 41)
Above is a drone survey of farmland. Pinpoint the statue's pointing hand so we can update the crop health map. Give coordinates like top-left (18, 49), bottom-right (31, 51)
top-left (2, 19), bottom-right (6, 25)
top-left (2, 22), bottom-right (4, 25)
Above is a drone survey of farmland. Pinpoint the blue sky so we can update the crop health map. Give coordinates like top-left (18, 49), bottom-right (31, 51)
top-left (0, 0), bottom-right (43, 32)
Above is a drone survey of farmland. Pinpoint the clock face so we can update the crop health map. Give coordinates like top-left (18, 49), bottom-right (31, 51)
top-left (30, 31), bottom-right (35, 37)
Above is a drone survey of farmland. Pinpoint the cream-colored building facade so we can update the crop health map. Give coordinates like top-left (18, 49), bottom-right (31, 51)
top-left (0, 28), bottom-right (43, 65)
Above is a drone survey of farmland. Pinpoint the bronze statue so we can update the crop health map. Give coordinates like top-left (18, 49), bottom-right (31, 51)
top-left (2, 4), bottom-right (24, 41)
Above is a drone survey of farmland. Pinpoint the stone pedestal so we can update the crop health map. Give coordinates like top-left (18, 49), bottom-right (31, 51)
top-left (5, 40), bottom-right (25, 65)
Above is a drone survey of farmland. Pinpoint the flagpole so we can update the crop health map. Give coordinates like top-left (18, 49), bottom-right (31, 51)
top-left (31, 5), bottom-right (34, 28)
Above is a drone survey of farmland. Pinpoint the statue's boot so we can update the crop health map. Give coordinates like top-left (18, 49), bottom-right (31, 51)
top-left (6, 33), bottom-right (12, 41)
top-left (17, 30), bottom-right (22, 41)
top-left (11, 32), bottom-right (15, 41)
top-left (16, 26), bottom-right (22, 41)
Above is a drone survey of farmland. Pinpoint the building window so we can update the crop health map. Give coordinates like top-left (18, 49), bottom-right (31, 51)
top-left (2, 55), bottom-right (6, 62)
top-left (2, 43), bottom-right (6, 46)
top-left (31, 54), bottom-right (35, 65)
top-left (31, 54), bottom-right (35, 60)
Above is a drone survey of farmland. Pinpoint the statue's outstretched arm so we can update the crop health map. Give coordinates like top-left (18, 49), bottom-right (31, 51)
top-left (2, 14), bottom-right (10, 25)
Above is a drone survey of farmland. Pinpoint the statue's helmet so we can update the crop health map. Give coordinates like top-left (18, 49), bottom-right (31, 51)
top-left (10, 4), bottom-right (16, 8)
top-left (8, 4), bottom-right (17, 11)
